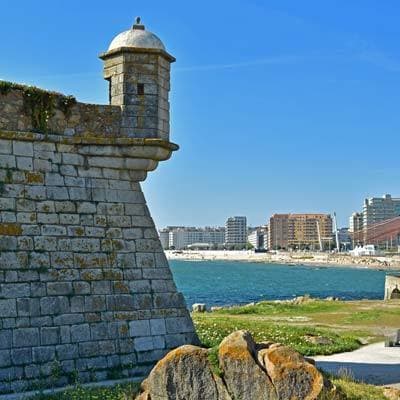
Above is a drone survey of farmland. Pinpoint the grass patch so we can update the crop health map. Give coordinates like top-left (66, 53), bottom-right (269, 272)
top-left (207, 346), bottom-right (223, 377)
top-left (214, 300), bottom-right (347, 315)
top-left (28, 383), bottom-right (140, 400)
top-left (343, 307), bottom-right (400, 325)
top-left (318, 370), bottom-right (388, 399)
top-left (194, 314), bottom-right (360, 356)
top-left (26, 377), bottom-right (389, 400)
top-left (329, 378), bottom-right (387, 400)
top-left (205, 299), bottom-right (400, 345)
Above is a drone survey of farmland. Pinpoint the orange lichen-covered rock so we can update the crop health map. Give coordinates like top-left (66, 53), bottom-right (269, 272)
top-left (136, 345), bottom-right (231, 400)
top-left (136, 331), bottom-right (330, 400)
top-left (258, 344), bottom-right (324, 400)
top-left (218, 330), bottom-right (277, 400)
top-left (384, 387), bottom-right (400, 400)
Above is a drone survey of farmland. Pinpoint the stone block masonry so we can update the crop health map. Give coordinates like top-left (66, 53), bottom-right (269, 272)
top-left (0, 132), bottom-right (197, 394)
top-left (0, 20), bottom-right (198, 395)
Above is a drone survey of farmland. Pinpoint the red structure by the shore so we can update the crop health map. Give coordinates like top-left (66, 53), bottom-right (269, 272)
top-left (352, 216), bottom-right (400, 249)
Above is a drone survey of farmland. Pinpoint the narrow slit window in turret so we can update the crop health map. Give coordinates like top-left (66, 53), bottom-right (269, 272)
top-left (106, 78), bottom-right (111, 104)
top-left (137, 83), bottom-right (144, 95)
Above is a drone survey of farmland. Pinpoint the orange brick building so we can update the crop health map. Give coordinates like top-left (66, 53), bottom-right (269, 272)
top-left (269, 213), bottom-right (333, 250)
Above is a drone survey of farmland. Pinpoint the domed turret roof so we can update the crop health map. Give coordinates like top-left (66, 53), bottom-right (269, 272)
top-left (108, 17), bottom-right (166, 51)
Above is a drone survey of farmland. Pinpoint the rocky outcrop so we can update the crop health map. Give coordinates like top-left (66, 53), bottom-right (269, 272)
top-left (258, 343), bottom-right (324, 400)
top-left (192, 303), bottom-right (207, 312)
top-left (218, 331), bottom-right (276, 399)
top-left (136, 345), bottom-right (231, 400)
top-left (136, 330), bottom-right (330, 400)
top-left (384, 387), bottom-right (400, 400)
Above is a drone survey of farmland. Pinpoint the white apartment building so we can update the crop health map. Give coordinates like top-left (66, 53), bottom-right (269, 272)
top-left (225, 216), bottom-right (247, 247)
top-left (158, 226), bottom-right (185, 249)
top-left (349, 194), bottom-right (400, 247)
top-left (158, 229), bottom-right (170, 249)
top-left (363, 194), bottom-right (400, 226)
top-left (349, 212), bottom-right (363, 233)
top-left (247, 226), bottom-right (268, 250)
top-left (159, 227), bottom-right (225, 250)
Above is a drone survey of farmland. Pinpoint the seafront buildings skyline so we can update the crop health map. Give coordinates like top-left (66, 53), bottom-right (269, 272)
top-left (160, 193), bottom-right (400, 251)
top-left (349, 194), bottom-right (400, 249)
top-left (349, 194), bottom-right (400, 232)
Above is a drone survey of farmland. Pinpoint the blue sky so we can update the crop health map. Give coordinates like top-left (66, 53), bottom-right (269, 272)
top-left (1, 0), bottom-right (400, 228)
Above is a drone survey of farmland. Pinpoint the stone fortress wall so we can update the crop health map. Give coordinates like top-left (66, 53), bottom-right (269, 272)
top-left (0, 20), bottom-right (198, 395)
top-left (0, 85), bottom-right (121, 137)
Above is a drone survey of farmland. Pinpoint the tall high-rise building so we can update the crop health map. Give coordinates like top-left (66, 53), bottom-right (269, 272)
top-left (349, 212), bottom-right (363, 246)
top-left (159, 228), bottom-right (170, 249)
top-left (363, 194), bottom-right (400, 226)
top-left (269, 214), bottom-right (333, 250)
top-left (268, 214), bottom-right (289, 250)
top-left (225, 216), bottom-right (247, 247)
top-left (349, 212), bottom-right (363, 233)
top-left (349, 194), bottom-right (400, 247)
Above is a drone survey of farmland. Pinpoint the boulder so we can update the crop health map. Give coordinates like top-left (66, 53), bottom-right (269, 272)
top-left (304, 334), bottom-right (334, 346)
top-left (135, 330), bottom-right (329, 400)
top-left (325, 296), bottom-right (339, 301)
top-left (258, 344), bottom-right (324, 400)
top-left (192, 303), bottom-right (207, 313)
top-left (292, 295), bottom-right (312, 305)
top-left (383, 387), bottom-right (400, 400)
top-left (136, 345), bottom-right (231, 400)
top-left (218, 330), bottom-right (277, 400)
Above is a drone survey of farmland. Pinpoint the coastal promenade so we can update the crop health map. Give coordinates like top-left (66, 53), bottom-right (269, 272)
top-left (166, 249), bottom-right (400, 269)
top-left (314, 342), bottom-right (400, 387)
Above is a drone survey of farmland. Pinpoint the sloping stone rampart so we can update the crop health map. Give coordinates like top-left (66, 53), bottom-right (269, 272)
top-left (0, 86), bottom-right (197, 394)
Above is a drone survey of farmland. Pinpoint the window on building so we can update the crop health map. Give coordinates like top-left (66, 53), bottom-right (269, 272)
top-left (106, 78), bottom-right (111, 104)
top-left (137, 83), bottom-right (145, 95)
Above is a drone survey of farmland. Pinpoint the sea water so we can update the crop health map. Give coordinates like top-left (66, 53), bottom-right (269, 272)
top-left (169, 260), bottom-right (391, 307)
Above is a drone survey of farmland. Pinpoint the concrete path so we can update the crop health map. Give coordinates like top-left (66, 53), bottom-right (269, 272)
top-left (313, 342), bottom-right (400, 386)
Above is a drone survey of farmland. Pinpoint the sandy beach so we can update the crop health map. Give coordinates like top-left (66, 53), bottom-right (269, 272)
top-left (165, 249), bottom-right (400, 270)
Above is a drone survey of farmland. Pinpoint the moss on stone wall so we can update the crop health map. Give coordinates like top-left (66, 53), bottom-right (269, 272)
top-left (0, 80), bottom-right (76, 132)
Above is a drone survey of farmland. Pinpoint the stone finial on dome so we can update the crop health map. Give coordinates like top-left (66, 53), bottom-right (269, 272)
top-left (132, 16), bottom-right (145, 30)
